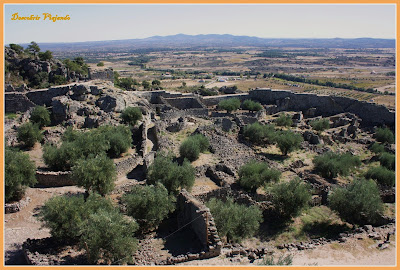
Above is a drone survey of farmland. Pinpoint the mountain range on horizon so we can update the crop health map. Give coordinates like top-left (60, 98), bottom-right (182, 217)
top-left (17, 34), bottom-right (395, 52)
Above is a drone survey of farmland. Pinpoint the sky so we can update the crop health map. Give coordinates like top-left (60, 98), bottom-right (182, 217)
top-left (4, 4), bottom-right (396, 44)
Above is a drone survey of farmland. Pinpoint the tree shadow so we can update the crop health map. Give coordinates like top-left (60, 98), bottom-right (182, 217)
top-left (302, 221), bottom-right (350, 240)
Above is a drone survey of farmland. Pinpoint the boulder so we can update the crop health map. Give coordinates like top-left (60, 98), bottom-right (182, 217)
top-left (96, 94), bottom-right (126, 112)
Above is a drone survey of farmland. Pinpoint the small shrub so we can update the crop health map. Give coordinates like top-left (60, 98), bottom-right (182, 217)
top-left (275, 130), bottom-right (303, 156)
top-left (122, 183), bottom-right (175, 230)
top-left (179, 139), bottom-right (200, 162)
top-left (5, 148), bottom-right (37, 202)
top-left (242, 100), bottom-right (263, 112)
top-left (147, 153), bottom-right (195, 195)
top-left (80, 209), bottom-right (138, 265)
top-left (218, 98), bottom-right (240, 113)
top-left (243, 122), bottom-right (276, 144)
top-left (72, 155), bottom-right (116, 196)
top-left (97, 61), bottom-right (105, 67)
top-left (328, 179), bottom-right (384, 224)
top-left (121, 107), bottom-right (142, 126)
top-left (179, 134), bottom-right (209, 162)
top-left (375, 127), bottom-right (394, 144)
top-left (260, 254), bottom-right (293, 265)
top-left (275, 114), bottom-right (293, 127)
top-left (370, 142), bottom-right (385, 154)
top-left (30, 106), bottom-right (51, 128)
top-left (96, 126), bottom-right (132, 158)
top-left (238, 161), bottom-right (281, 193)
top-left (207, 197), bottom-right (263, 243)
top-left (270, 178), bottom-right (311, 220)
top-left (313, 152), bottom-right (361, 179)
top-left (309, 118), bottom-right (330, 132)
top-left (379, 152), bottom-right (395, 171)
top-left (17, 122), bottom-right (42, 148)
top-left (365, 166), bottom-right (395, 187)
top-left (39, 194), bottom-right (115, 242)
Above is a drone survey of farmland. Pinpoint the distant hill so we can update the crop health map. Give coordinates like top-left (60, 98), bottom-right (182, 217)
top-left (26, 34), bottom-right (395, 52)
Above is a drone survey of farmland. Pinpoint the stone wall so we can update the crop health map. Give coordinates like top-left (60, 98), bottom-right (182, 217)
top-left (160, 108), bottom-right (209, 120)
top-left (171, 190), bottom-right (221, 264)
top-left (35, 170), bottom-right (75, 187)
top-left (26, 86), bottom-right (71, 107)
top-left (249, 88), bottom-right (395, 127)
top-left (200, 93), bottom-right (249, 107)
top-left (163, 97), bottom-right (205, 110)
top-left (5, 93), bottom-right (36, 113)
top-left (114, 154), bottom-right (143, 176)
top-left (88, 68), bottom-right (114, 82)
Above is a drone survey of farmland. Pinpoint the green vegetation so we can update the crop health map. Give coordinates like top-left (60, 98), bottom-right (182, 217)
top-left (275, 114), bottom-right (293, 127)
top-left (238, 161), bottom-right (281, 193)
top-left (379, 152), bottom-right (395, 171)
top-left (365, 166), bottom-right (395, 187)
top-left (270, 178), bottom-right (311, 220)
top-left (242, 99), bottom-right (263, 112)
top-left (242, 122), bottom-right (276, 145)
top-left (147, 153), bottom-right (195, 195)
top-left (207, 198), bottom-right (263, 243)
top-left (375, 127), bottom-right (394, 144)
top-left (5, 148), bottom-right (37, 202)
top-left (218, 98), bottom-right (241, 113)
top-left (43, 126), bottom-right (131, 171)
top-left (116, 77), bottom-right (136, 91)
top-left (39, 194), bottom-right (138, 264)
top-left (309, 118), bottom-right (330, 132)
top-left (260, 254), bottom-right (293, 266)
top-left (63, 57), bottom-right (89, 76)
top-left (179, 134), bottom-right (209, 161)
top-left (275, 130), bottom-right (303, 156)
top-left (97, 61), bottom-right (105, 67)
top-left (328, 179), bottom-right (384, 224)
top-left (39, 194), bottom-right (115, 242)
top-left (17, 122), bottom-right (42, 148)
top-left (30, 106), bottom-right (51, 128)
top-left (80, 209), bottom-right (138, 264)
top-left (38, 50), bottom-right (53, 61)
top-left (72, 155), bottom-right (116, 196)
top-left (313, 152), bottom-right (361, 179)
top-left (122, 183), bottom-right (175, 230)
top-left (120, 107), bottom-right (142, 126)
top-left (370, 142), bottom-right (385, 154)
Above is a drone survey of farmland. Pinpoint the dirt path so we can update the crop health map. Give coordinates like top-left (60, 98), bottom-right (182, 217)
top-left (4, 186), bottom-right (84, 265)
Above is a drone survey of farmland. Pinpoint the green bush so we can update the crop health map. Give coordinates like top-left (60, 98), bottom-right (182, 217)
top-left (17, 122), bottom-right (42, 148)
top-left (5, 148), bottom-right (37, 202)
top-left (121, 107), bottom-right (142, 126)
top-left (365, 166), bottom-right (395, 187)
top-left (73, 155), bottom-right (116, 196)
top-left (95, 126), bottom-right (132, 158)
top-left (147, 153), bottom-right (195, 195)
top-left (379, 152), bottom-right (395, 171)
top-left (375, 127), bottom-right (394, 144)
top-left (242, 100), bottom-right (263, 112)
top-left (243, 122), bottom-right (276, 144)
top-left (328, 179), bottom-right (384, 224)
top-left (270, 178), bottom-right (311, 220)
top-left (179, 134), bottom-right (209, 162)
top-left (370, 142), bottom-right (385, 154)
top-left (309, 118), bottom-right (330, 132)
top-left (80, 209), bottom-right (138, 265)
top-left (97, 61), bottom-right (105, 67)
top-left (260, 254), bottom-right (293, 265)
top-left (275, 114), bottom-right (293, 127)
top-left (313, 152), bottom-right (361, 179)
top-left (179, 139), bottom-right (200, 162)
top-left (39, 194), bottom-right (115, 242)
top-left (275, 130), bottom-right (303, 156)
top-left (238, 161), bottom-right (281, 193)
top-left (30, 106), bottom-right (51, 128)
top-left (122, 183), bottom-right (175, 230)
top-left (43, 129), bottom-right (109, 171)
top-left (207, 198), bottom-right (263, 243)
top-left (218, 98), bottom-right (241, 113)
